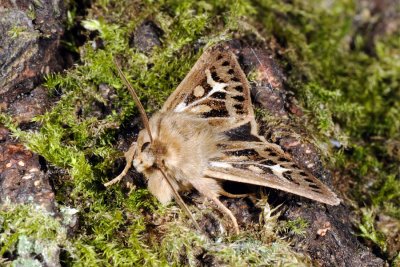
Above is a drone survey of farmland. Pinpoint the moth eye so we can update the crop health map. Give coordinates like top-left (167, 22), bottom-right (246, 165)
top-left (141, 142), bottom-right (150, 152)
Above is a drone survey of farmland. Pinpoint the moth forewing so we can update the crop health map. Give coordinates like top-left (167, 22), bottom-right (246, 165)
top-left (160, 45), bottom-right (340, 206)
top-left (205, 140), bottom-right (341, 206)
top-left (162, 48), bottom-right (256, 133)
top-left (204, 169), bottom-right (340, 206)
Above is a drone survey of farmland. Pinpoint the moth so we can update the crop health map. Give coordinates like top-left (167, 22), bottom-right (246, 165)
top-left (105, 45), bottom-right (340, 234)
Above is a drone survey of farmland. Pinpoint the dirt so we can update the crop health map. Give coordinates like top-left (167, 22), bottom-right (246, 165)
top-left (130, 20), bottom-right (164, 54)
top-left (0, 131), bottom-right (56, 212)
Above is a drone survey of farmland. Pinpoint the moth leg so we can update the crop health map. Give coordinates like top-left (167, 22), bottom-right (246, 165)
top-left (191, 178), bottom-right (240, 234)
top-left (209, 196), bottom-right (240, 234)
top-left (219, 190), bottom-right (248, 198)
top-left (104, 142), bottom-right (136, 187)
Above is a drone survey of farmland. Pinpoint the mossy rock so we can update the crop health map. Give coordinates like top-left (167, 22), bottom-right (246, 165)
top-left (1, 0), bottom-right (399, 266)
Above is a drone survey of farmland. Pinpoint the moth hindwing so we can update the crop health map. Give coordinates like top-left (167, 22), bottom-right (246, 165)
top-left (107, 45), bottom-right (340, 234)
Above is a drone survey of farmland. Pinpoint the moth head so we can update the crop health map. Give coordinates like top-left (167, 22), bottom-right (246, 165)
top-left (133, 129), bottom-right (155, 173)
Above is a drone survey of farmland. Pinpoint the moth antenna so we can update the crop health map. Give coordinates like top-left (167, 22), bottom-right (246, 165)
top-left (113, 58), bottom-right (153, 142)
top-left (158, 168), bottom-right (202, 232)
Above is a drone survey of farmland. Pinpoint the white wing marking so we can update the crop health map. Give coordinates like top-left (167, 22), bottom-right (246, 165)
top-left (174, 69), bottom-right (228, 113)
top-left (210, 162), bottom-right (233, 168)
top-left (270, 164), bottom-right (290, 176)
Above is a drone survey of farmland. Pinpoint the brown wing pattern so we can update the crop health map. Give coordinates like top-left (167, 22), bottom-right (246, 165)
top-left (205, 141), bottom-right (340, 205)
top-left (162, 46), bottom-right (256, 131)
top-left (163, 45), bottom-right (340, 205)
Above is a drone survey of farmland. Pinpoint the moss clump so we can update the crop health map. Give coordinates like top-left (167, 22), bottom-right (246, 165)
top-left (156, 199), bottom-right (309, 266)
top-left (278, 218), bottom-right (309, 237)
top-left (0, 202), bottom-right (70, 266)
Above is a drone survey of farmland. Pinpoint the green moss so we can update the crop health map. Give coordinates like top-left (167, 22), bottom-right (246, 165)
top-left (0, 113), bottom-right (21, 135)
top-left (278, 218), bottom-right (309, 237)
top-left (372, 175), bottom-right (400, 208)
top-left (26, 5), bottom-right (37, 20)
top-left (7, 26), bottom-right (28, 38)
top-left (0, 202), bottom-right (70, 266)
top-left (358, 208), bottom-right (387, 252)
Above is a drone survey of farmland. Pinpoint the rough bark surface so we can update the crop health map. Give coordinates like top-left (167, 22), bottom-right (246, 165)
top-left (0, 3), bottom-right (66, 265)
top-left (0, 0), bottom-right (65, 101)
top-left (0, 0), bottom-right (65, 211)
top-left (0, 128), bottom-right (55, 212)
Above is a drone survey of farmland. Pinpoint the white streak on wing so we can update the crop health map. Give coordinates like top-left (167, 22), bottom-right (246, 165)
top-left (269, 164), bottom-right (289, 176)
top-left (175, 69), bottom-right (228, 113)
top-left (212, 81), bottom-right (228, 92)
top-left (174, 102), bottom-right (187, 112)
top-left (205, 69), bottom-right (228, 94)
top-left (210, 162), bottom-right (233, 168)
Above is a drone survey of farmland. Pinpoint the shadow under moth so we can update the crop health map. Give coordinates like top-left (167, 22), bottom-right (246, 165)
top-left (105, 45), bottom-right (340, 234)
